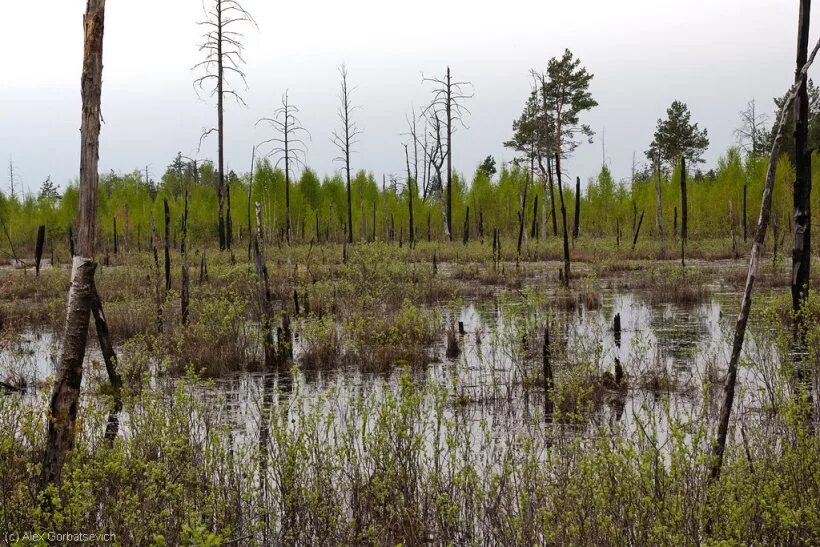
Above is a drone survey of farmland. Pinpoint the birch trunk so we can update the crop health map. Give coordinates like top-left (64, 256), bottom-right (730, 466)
top-left (42, 0), bottom-right (106, 488)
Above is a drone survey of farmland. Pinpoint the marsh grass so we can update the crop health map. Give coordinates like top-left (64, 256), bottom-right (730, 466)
top-left (1, 253), bottom-right (819, 543)
top-left (0, 360), bottom-right (816, 545)
top-left (298, 315), bottom-right (343, 369)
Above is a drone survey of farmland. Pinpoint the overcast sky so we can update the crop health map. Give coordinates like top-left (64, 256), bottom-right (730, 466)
top-left (0, 0), bottom-right (815, 194)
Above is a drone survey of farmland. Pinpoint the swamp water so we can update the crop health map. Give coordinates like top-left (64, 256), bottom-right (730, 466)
top-left (2, 285), bottom-right (780, 453)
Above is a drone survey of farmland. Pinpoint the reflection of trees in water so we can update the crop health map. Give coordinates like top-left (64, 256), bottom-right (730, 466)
top-left (646, 302), bottom-right (715, 370)
top-left (258, 370), bottom-right (295, 543)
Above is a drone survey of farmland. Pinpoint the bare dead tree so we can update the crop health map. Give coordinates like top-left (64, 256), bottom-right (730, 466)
top-left (423, 67), bottom-right (473, 241)
top-left (734, 99), bottom-right (770, 159)
top-left (418, 116), bottom-right (435, 202)
top-left (710, 34), bottom-right (820, 481)
top-left (42, 0), bottom-right (106, 488)
top-left (404, 106), bottom-right (420, 185)
top-left (7, 156), bottom-right (16, 198)
top-left (257, 91), bottom-right (310, 245)
top-left (422, 108), bottom-right (449, 237)
top-left (331, 65), bottom-right (362, 244)
top-left (403, 143), bottom-right (416, 245)
top-left (194, 0), bottom-right (256, 251)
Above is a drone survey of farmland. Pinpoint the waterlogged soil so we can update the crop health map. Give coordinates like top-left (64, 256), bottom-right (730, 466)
top-left (2, 281), bottom-right (781, 447)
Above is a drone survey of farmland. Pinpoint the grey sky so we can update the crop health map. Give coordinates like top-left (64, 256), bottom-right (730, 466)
top-left (0, 0), bottom-right (814, 194)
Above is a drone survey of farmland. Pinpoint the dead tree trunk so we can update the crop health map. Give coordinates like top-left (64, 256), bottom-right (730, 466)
top-left (90, 278), bottom-right (122, 442)
top-left (150, 216), bottom-right (163, 333)
top-left (405, 144), bottom-right (415, 246)
top-left (181, 175), bottom-right (190, 326)
top-left (613, 313), bottom-right (623, 385)
top-left (517, 174), bottom-right (529, 256)
top-left (632, 210), bottom-right (645, 251)
top-left (164, 199), bottom-right (171, 292)
top-left (200, 245), bottom-right (208, 283)
top-left (254, 202), bottom-right (275, 367)
top-left (730, 200), bottom-right (739, 258)
top-left (248, 147), bottom-right (255, 261)
top-left (42, 0), bottom-right (106, 488)
top-left (547, 157), bottom-right (558, 236)
top-left (555, 153), bottom-right (571, 286)
top-left (194, 0), bottom-right (254, 251)
top-left (215, 0), bottom-right (226, 251)
top-left (792, 0), bottom-right (813, 403)
top-left (743, 183), bottom-right (748, 242)
top-left (654, 151), bottom-right (666, 256)
top-left (572, 176), bottom-right (581, 240)
top-left (331, 66), bottom-right (359, 245)
top-left (710, 36), bottom-right (820, 480)
top-left (680, 156), bottom-right (688, 266)
top-left (446, 67), bottom-right (452, 241)
top-left (463, 207), bottom-right (470, 245)
top-left (531, 196), bottom-right (539, 240)
top-left (35, 225), bottom-right (45, 276)
top-left (673, 206), bottom-right (678, 238)
top-left (124, 204), bottom-right (129, 252)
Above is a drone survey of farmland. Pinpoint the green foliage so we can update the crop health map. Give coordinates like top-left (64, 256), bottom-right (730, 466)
top-left (477, 155), bottom-right (496, 180)
top-left (0, 362), bottom-right (816, 544)
top-left (540, 48), bottom-right (598, 152)
top-left (649, 100), bottom-right (710, 165)
top-left (1, 139), bottom-right (819, 259)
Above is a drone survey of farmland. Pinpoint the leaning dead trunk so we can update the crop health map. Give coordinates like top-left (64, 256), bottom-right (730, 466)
top-left (710, 36), bottom-right (820, 480)
top-left (632, 210), bottom-right (645, 251)
top-left (42, 0), bottom-right (106, 488)
top-left (90, 278), bottom-right (122, 442)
